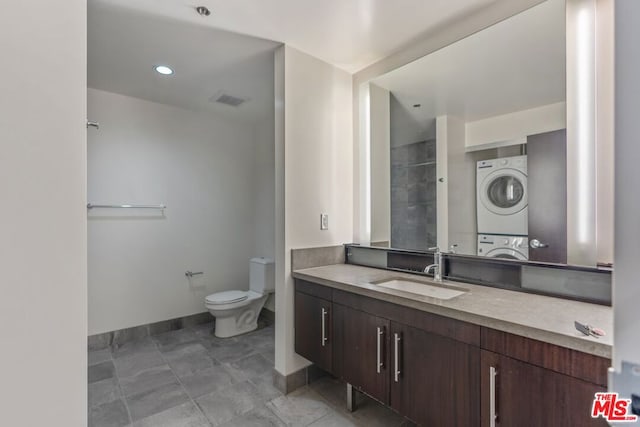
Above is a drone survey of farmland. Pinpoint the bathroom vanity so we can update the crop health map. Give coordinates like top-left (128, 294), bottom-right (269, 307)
top-left (293, 264), bottom-right (611, 426)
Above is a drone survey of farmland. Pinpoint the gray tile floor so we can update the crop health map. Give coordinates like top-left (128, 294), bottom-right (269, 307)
top-left (88, 322), bottom-right (413, 427)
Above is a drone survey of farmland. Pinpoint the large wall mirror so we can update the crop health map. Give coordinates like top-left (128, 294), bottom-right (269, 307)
top-left (362, 0), bottom-right (613, 268)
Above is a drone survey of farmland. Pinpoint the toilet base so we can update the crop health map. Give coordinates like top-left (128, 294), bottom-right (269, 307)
top-left (214, 314), bottom-right (259, 338)
top-left (207, 293), bottom-right (269, 338)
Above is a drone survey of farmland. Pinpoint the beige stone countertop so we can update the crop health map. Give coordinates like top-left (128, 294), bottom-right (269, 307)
top-left (292, 264), bottom-right (612, 359)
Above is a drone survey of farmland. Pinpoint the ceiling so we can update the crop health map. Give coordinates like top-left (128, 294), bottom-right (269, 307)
top-left (371, 0), bottom-right (565, 124)
top-left (89, 0), bottom-right (502, 73)
top-left (88, 0), bottom-right (548, 122)
top-left (88, 1), bottom-right (279, 122)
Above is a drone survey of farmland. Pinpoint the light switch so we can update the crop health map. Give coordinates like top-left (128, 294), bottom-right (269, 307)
top-left (320, 213), bottom-right (329, 230)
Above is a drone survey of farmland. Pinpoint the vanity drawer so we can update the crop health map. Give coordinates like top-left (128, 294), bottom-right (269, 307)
top-left (332, 288), bottom-right (480, 346)
top-left (481, 328), bottom-right (610, 386)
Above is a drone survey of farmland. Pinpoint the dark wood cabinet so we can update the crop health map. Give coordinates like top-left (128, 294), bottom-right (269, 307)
top-left (329, 287), bottom-right (480, 425)
top-left (294, 279), bottom-right (610, 427)
top-left (333, 301), bottom-right (480, 425)
top-left (294, 290), bottom-right (332, 372)
top-left (481, 350), bottom-right (607, 427)
top-left (334, 303), bottom-right (390, 404)
top-left (390, 322), bottom-right (480, 426)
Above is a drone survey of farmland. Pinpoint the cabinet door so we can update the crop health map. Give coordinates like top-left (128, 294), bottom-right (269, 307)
top-left (390, 322), bottom-right (480, 426)
top-left (480, 350), bottom-right (607, 427)
top-left (294, 291), bottom-right (332, 372)
top-left (337, 304), bottom-right (390, 404)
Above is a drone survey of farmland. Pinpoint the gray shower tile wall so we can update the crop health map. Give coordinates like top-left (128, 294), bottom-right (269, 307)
top-left (391, 140), bottom-right (437, 250)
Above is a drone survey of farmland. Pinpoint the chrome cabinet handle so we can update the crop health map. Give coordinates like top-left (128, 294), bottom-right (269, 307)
top-left (376, 327), bottom-right (384, 374)
top-left (321, 308), bottom-right (328, 347)
top-left (530, 239), bottom-right (549, 249)
top-left (394, 333), bottom-right (401, 382)
top-left (490, 366), bottom-right (498, 427)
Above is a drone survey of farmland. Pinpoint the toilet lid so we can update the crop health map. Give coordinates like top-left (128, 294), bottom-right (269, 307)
top-left (206, 290), bottom-right (248, 305)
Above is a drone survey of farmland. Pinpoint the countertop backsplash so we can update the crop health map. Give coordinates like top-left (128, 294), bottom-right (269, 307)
top-left (344, 244), bottom-right (611, 305)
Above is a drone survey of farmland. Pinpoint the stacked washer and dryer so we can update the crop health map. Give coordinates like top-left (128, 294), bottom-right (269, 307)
top-left (476, 155), bottom-right (529, 260)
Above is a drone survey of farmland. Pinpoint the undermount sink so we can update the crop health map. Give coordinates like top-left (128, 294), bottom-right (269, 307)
top-left (372, 278), bottom-right (469, 300)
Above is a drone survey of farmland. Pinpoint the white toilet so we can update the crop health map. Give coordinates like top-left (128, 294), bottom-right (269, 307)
top-left (205, 257), bottom-right (275, 338)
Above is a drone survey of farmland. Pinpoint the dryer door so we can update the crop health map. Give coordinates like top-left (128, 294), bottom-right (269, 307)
top-left (485, 247), bottom-right (528, 261)
top-left (479, 169), bottom-right (528, 215)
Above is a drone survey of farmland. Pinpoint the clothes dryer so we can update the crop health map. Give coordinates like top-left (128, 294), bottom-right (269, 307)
top-left (477, 155), bottom-right (528, 236)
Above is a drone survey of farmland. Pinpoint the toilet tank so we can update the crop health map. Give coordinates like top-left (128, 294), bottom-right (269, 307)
top-left (250, 257), bottom-right (275, 294)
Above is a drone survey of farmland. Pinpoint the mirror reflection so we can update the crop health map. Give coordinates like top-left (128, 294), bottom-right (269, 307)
top-left (367, 0), bottom-right (580, 264)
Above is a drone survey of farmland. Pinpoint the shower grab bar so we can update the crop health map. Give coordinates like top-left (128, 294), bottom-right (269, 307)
top-left (87, 203), bottom-right (166, 210)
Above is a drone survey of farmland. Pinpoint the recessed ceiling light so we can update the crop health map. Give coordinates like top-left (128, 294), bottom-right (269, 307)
top-left (154, 65), bottom-right (174, 75)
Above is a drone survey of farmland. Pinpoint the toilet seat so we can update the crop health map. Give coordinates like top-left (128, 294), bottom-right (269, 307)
top-left (205, 290), bottom-right (248, 305)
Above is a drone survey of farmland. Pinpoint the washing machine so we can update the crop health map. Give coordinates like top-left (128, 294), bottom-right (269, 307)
top-left (477, 234), bottom-right (529, 260)
top-left (477, 155), bottom-right (528, 236)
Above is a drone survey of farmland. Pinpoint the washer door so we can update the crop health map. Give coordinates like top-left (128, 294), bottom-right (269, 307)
top-left (485, 247), bottom-right (528, 260)
top-left (479, 169), bottom-right (527, 215)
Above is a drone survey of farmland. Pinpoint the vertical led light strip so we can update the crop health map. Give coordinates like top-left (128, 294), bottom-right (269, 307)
top-left (359, 82), bottom-right (371, 244)
top-left (567, 0), bottom-right (597, 265)
top-left (576, 6), bottom-right (593, 244)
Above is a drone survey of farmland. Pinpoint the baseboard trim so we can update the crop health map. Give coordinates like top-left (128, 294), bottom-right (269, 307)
top-left (272, 364), bottom-right (329, 394)
top-left (89, 308), bottom-right (275, 351)
top-left (260, 308), bottom-right (275, 324)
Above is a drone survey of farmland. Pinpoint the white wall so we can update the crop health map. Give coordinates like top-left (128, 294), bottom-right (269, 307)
top-left (435, 116), bottom-right (450, 252)
top-left (253, 115), bottom-right (277, 310)
top-left (437, 115), bottom-right (486, 255)
top-left (613, 0), bottom-right (640, 370)
top-left (465, 102), bottom-right (566, 149)
top-left (88, 88), bottom-right (274, 334)
top-left (595, 0), bottom-right (614, 266)
top-left (0, 1), bottom-right (87, 425)
top-left (275, 46), bottom-right (353, 376)
top-left (369, 84), bottom-right (390, 244)
top-left (443, 116), bottom-right (479, 255)
top-left (274, 46), bottom-right (288, 374)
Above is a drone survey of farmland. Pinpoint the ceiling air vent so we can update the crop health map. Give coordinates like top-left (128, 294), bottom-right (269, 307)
top-left (210, 92), bottom-right (249, 107)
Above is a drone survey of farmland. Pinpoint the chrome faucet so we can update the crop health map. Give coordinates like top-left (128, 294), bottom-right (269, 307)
top-left (423, 246), bottom-right (443, 282)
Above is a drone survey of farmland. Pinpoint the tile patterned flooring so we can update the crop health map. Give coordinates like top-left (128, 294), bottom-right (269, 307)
top-left (88, 322), bottom-right (413, 427)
